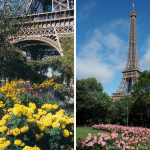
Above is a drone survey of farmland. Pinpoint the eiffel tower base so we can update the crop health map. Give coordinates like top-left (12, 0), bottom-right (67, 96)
top-left (111, 70), bottom-right (141, 101)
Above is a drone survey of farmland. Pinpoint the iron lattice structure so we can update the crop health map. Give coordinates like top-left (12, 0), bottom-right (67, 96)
top-left (12, 0), bottom-right (74, 60)
top-left (112, 4), bottom-right (141, 100)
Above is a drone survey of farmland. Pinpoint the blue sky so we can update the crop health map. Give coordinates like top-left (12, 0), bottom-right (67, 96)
top-left (76, 0), bottom-right (150, 96)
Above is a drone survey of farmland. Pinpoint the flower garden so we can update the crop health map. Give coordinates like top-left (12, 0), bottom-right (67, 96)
top-left (0, 79), bottom-right (74, 150)
top-left (76, 124), bottom-right (150, 150)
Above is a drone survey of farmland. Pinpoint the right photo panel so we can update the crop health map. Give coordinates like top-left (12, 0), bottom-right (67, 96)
top-left (76, 0), bottom-right (150, 150)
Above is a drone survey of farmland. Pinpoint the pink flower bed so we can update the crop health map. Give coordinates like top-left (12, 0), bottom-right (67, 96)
top-left (76, 124), bottom-right (150, 150)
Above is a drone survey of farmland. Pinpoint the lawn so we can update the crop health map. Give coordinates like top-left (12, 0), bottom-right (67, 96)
top-left (76, 127), bottom-right (112, 140)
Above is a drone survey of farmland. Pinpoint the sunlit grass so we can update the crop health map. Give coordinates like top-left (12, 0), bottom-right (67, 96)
top-left (76, 127), bottom-right (112, 140)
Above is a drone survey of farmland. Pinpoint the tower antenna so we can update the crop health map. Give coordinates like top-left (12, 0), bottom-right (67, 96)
top-left (133, 3), bottom-right (134, 10)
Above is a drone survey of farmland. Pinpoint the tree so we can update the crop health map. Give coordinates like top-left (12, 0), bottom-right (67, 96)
top-left (121, 96), bottom-right (134, 126)
top-left (47, 36), bottom-right (74, 87)
top-left (93, 92), bottom-right (113, 124)
top-left (131, 70), bottom-right (150, 125)
top-left (76, 77), bottom-right (104, 125)
top-left (0, 0), bottom-right (26, 80)
top-left (0, 0), bottom-right (49, 83)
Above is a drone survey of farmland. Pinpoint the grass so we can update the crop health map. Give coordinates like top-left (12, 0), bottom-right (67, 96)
top-left (76, 127), bottom-right (112, 140)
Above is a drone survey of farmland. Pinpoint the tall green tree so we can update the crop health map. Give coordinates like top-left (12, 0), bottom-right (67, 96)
top-left (131, 70), bottom-right (150, 125)
top-left (76, 77), bottom-right (104, 124)
top-left (121, 96), bottom-right (134, 126)
top-left (0, 0), bottom-right (26, 80)
top-left (93, 92), bottom-right (113, 123)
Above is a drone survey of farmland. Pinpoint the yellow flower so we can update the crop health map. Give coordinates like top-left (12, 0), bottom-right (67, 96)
top-left (38, 109), bottom-right (42, 112)
top-left (59, 109), bottom-right (64, 115)
top-left (26, 108), bottom-right (34, 116)
top-left (41, 104), bottom-right (48, 109)
top-left (2, 114), bottom-right (10, 120)
top-left (29, 103), bottom-right (36, 110)
top-left (70, 118), bottom-right (74, 123)
top-left (3, 140), bottom-right (11, 147)
top-left (0, 137), bottom-right (6, 143)
top-left (70, 132), bottom-right (73, 135)
top-left (35, 133), bottom-right (43, 141)
top-left (0, 101), bottom-right (3, 104)
top-left (0, 126), bottom-right (7, 133)
top-left (8, 108), bottom-right (13, 112)
top-left (0, 104), bottom-right (5, 108)
top-left (52, 122), bottom-right (60, 128)
top-left (62, 125), bottom-right (65, 129)
top-left (53, 104), bottom-right (58, 109)
top-left (32, 146), bottom-right (41, 150)
top-left (20, 142), bottom-right (25, 147)
top-left (27, 118), bottom-right (35, 123)
top-left (65, 119), bottom-right (71, 124)
top-left (42, 111), bottom-right (47, 115)
top-left (52, 115), bottom-right (58, 122)
top-left (13, 128), bottom-right (20, 136)
top-left (21, 126), bottom-right (29, 133)
top-left (33, 114), bottom-right (40, 120)
top-left (6, 129), bottom-right (13, 135)
top-left (6, 93), bottom-right (11, 97)
top-left (28, 116), bottom-right (33, 119)
top-left (44, 119), bottom-right (52, 127)
top-left (3, 109), bottom-right (6, 114)
top-left (36, 121), bottom-right (42, 126)
top-left (39, 125), bottom-right (45, 131)
top-left (63, 129), bottom-right (69, 137)
top-left (12, 97), bottom-right (17, 100)
top-left (13, 107), bottom-right (23, 115)
top-left (14, 139), bottom-right (22, 145)
top-left (0, 120), bottom-right (6, 126)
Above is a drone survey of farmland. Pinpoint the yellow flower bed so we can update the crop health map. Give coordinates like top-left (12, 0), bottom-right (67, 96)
top-left (0, 79), bottom-right (74, 150)
top-left (0, 102), bottom-right (74, 149)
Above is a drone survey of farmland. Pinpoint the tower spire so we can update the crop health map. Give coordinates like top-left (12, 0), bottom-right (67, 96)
top-left (112, 5), bottom-right (141, 101)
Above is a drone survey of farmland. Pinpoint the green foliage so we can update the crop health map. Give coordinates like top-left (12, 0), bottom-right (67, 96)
top-left (132, 70), bottom-right (150, 102)
top-left (76, 77), bottom-right (103, 112)
top-left (20, 92), bottom-right (44, 108)
top-left (0, 0), bottom-right (27, 80)
top-left (47, 36), bottom-right (74, 87)
top-left (76, 77), bottom-right (114, 124)
top-left (131, 70), bottom-right (150, 125)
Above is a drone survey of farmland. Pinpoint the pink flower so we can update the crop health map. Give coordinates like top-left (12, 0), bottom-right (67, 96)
top-left (86, 142), bottom-right (93, 146)
top-left (111, 132), bottom-right (119, 138)
top-left (81, 145), bottom-right (84, 149)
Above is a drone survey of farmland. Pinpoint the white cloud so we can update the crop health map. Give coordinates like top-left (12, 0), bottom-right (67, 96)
top-left (77, 21), bottom-right (128, 85)
top-left (76, 57), bottom-right (114, 85)
top-left (140, 37), bottom-right (150, 71)
top-left (78, 38), bottom-right (103, 58)
top-left (100, 19), bottom-right (129, 34)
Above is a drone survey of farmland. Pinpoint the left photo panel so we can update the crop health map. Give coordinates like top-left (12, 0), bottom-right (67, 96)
top-left (0, 0), bottom-right (74, 149)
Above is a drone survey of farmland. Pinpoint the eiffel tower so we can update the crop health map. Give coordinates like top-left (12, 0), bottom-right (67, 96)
top-left (12, 0), bottom-right (74, 60)
top-left (112, 3), bottom-right (141, 100)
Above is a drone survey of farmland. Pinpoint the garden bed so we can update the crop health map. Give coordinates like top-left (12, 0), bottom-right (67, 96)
top-left (76, 124), bottom-right (150, 150)
top-left (0, 79), bottom-right (74, 150)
